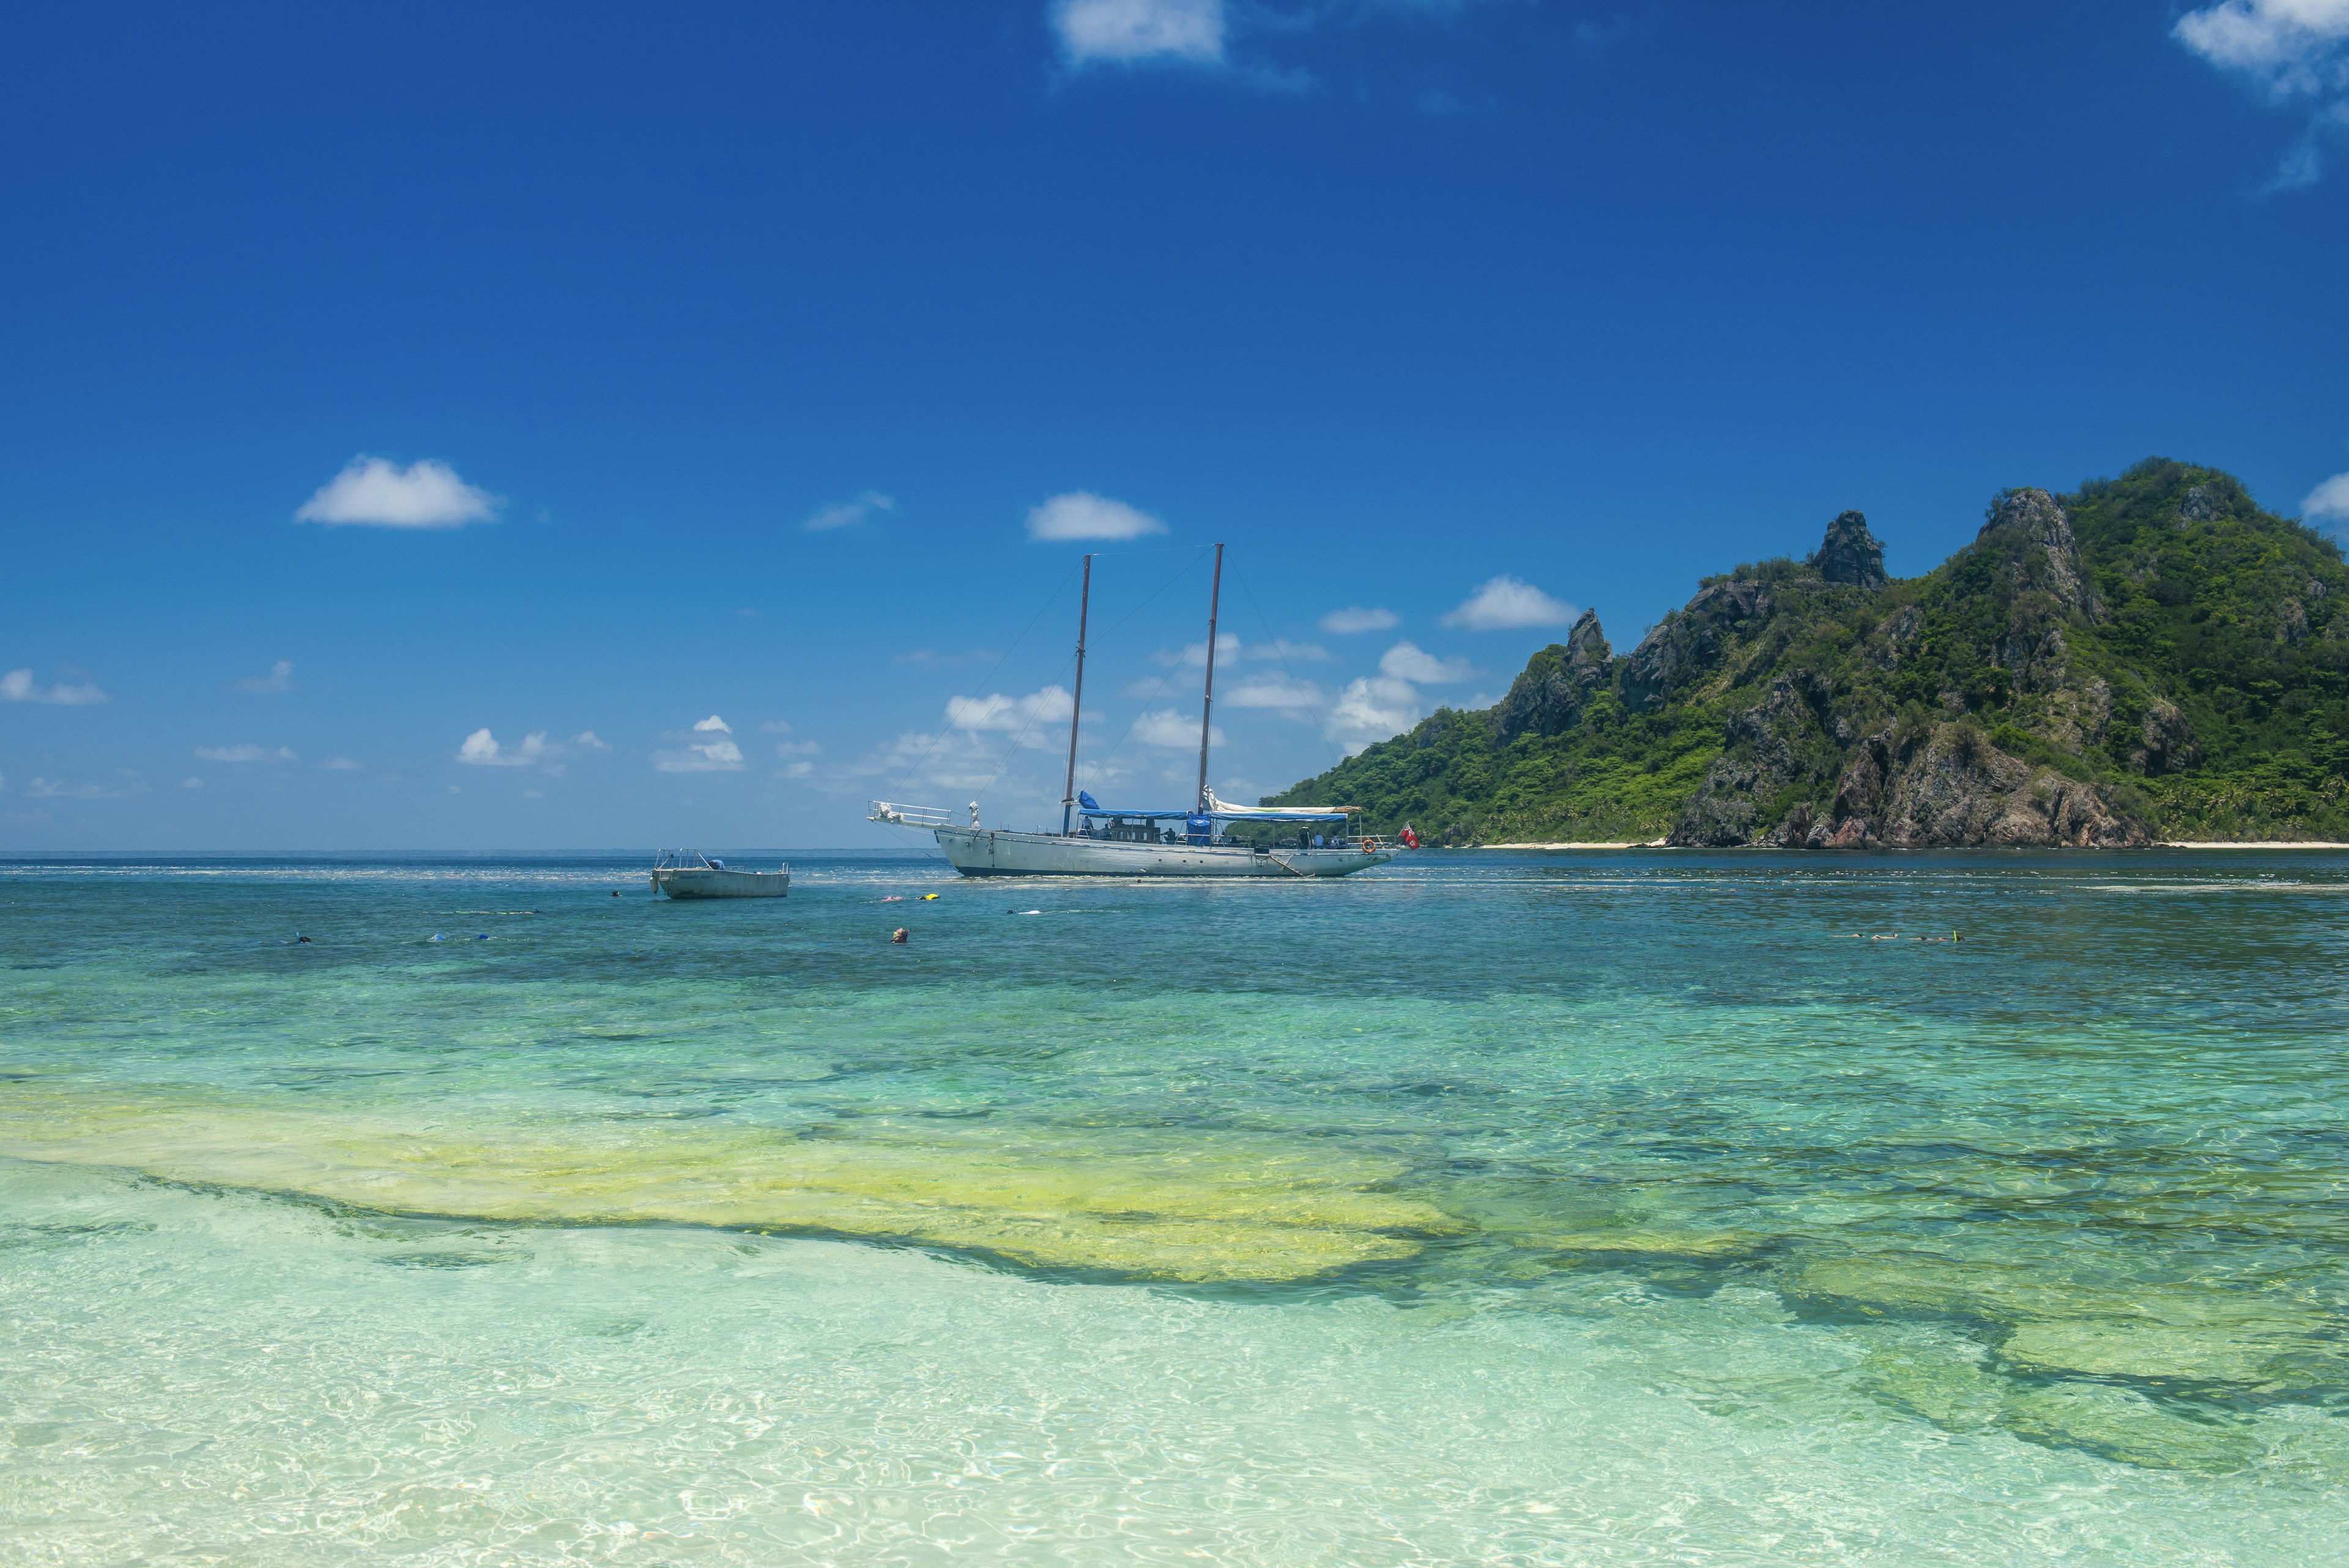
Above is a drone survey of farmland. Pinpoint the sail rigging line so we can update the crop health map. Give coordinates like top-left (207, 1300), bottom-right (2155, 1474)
top-left (1056, 545), bottom-right (1218, 800)
top-left (1089, 545), bottom-right (1213, 648)
top-left (973, 546), bottom-right (1212, 817)
top-left (1085, 655), bottom-right (1183, 784)
top-left (1231, 567), bottom-right (1305, 686)
top-left (1224, 563), bottom-right (1326, 812)
top-left (1060, 553), bottom-right (1093, 836)
top-left (960, 647), bottom-right (1079, 806)
top-left (1196, 543), bottom-right (1225, 811)
top-left (882, 559), bottom-right (1081, 802)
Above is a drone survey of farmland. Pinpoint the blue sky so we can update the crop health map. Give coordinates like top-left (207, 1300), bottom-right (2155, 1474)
top-left (5, 1), bottom-right (2347, 850)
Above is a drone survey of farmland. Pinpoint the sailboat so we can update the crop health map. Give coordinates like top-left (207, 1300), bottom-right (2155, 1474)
top-left (871, 544), bottom-right (1405, 878)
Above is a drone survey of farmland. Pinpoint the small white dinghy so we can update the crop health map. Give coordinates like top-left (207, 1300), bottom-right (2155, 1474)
top-left (650, 849), bottom-right (791, 899)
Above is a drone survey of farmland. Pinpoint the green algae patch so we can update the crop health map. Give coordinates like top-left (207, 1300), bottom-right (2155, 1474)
top-left (0, 1082), bottom-right (1460, 1283)
top-left (1791, 1254), bottom-right (2347, 1392)
top-left (1998, 1318), bottom-right (2349, 1391)
top-left (1854, 1338), bottom-right (2005, 1433)
top-left (1854, 1332), bottom-right (2268, 1471)
top-left (1529, 1228), bottom-right (1765, 1260)
top-left (1995, 1383), bottom-right (2262, 1474)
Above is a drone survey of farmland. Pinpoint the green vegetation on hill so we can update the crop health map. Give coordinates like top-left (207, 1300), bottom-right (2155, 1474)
top-left (1267, 459), bottom-right (2349, 846)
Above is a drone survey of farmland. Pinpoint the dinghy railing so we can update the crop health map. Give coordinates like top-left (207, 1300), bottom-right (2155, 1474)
top-left (869, 801), bottom-right (956, 828)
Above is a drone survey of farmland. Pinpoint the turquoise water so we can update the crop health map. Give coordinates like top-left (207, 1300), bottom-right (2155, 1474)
top-left (3, 849), bottom-right (2347, 1564)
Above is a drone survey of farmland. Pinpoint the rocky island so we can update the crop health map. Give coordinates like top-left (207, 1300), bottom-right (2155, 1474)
top-left (1268, 459), bottom-right (2349, 847)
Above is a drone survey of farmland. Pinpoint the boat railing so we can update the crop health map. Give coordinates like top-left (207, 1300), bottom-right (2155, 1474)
top-left (869, 801), bottom-right (955, 828)
top-left (653, 849), bottom-right (789, 874)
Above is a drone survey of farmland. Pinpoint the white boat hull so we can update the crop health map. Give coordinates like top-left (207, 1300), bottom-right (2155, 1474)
top-left (651, 866), bottom-right (791, 899)
top-left (933, 826), bottom-right (1398, 878)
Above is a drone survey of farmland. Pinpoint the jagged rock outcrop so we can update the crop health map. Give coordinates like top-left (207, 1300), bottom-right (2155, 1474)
top-left (1669, 674), bottom-right (1840, 846)
top-left (2043, 677), bottom-right (2112, 754)
top-left (1844, 724), bottom-right (2148, 848)
top-left (1622, 579), bottom-right (1774, 711)
top-left (2132, 699), bottom-right (2199, 775)
top-left (1864, 603), bottom-right (1923, 672)
top-left (1672, 701), bottom-right (2153, 849)
top-left (1997, 623), bottom-right (2071, 693)
top-left (1272, 459), bottom-right (2349, 850)
top-left (1491, 611), bottom-right (1611, 740)
top-left (1811, 510), bottom-right (1888, 590)
top-left (1687, 724), bottom-right (2151, 849)
top-left (1970, 488), bottom-right (2103, 696)
top-left (1980, 488), bottom-right (2101, 620)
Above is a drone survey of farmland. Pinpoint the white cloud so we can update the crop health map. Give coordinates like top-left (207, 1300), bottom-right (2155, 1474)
top-left (459, 729), bottom-right (529, 766)
top-left (295, 456), bottom-right (500, 529)
top-left (180, 776), bottom-right (202, 789)
top-left (1378, 640), bottom-right (1472, 683)
top-left (2304, 469), bottom-right (2349, 523)
top-left (1441, 574), bottom-right (1576, 631)
top-left (234, 660), bottom-right (295, 694)
top-left (1157, 631), bottom-right (1242, 669)
top-left (1156, 634), bottom-right (1328, 669)
top-left (946, 685), bottom-right (1075, 737)
top-left (1026, 491), bottom-right (1168, 541)
top-left (1311, 639), bottom-right (1473, 754)
top-left (848, 729), bottom-right (1009, 793)
top-left (2177, 0), bottom-right (2349, 91)
top-left (1319, 604), bottom-right (1399, 634)
top-left (1224, 673), bottom-right (1326, 712)
top-left (322, 756), bottom-right (361, 770)
top-left (774, 740), bottom-right (822, 757)
top-left (2176, 1), bottom-right (2349, 184)
top-left (1324, 675), bottom-right (1422, 754)
top-left (1053, 0), bottom-right (1223, 66)
top-left (456, 729), bottom-right (602, 768)
top-left (653, 735), bottom-right (746, 773)
top-left (804, 491), bottom-right (896, 532)
top-left (778, 760), bottom-right (815, 779)
top-left (195, 744), bottom-right (297, 764)
top-left (1, 668), bottom-right (109, 705)
top-left (648, 718), bottom-right (742, 772)
top-left (759, 719), bottom-right (795, 733)
top-left (1134, 708), bottom-right (1222, 748)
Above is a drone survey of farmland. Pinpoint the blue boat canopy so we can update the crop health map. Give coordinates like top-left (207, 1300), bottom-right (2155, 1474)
top-left (1077, 790), bottom-right (1353, 823)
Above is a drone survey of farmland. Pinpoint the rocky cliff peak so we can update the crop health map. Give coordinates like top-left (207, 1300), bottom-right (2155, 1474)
top-left (1978, 488), bottom-right (2100, 619)
top-left (1809, 510), bottom-right (1888, 590)
top-left (1491, 611), bottom-right (1612, 741)
top-left (1564, 608), bottom-right (1611, 680)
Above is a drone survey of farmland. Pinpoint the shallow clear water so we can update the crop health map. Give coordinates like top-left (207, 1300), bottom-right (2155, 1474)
top-left (3, 849), bottom-right (2346, 1564)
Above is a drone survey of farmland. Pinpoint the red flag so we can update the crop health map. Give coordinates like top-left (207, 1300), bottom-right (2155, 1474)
top-left (1401, 824), bottom-right (1420, 849)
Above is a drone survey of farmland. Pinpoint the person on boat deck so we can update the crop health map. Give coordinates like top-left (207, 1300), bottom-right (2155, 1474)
top-left (1313, 833), bottom-right (1325, 848)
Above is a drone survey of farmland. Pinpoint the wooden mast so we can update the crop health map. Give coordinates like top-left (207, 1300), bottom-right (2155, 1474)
top-left (1061, 552), bottom-right (1093, 837)
top-left (1195, 542), bottom-right (1224, 813)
